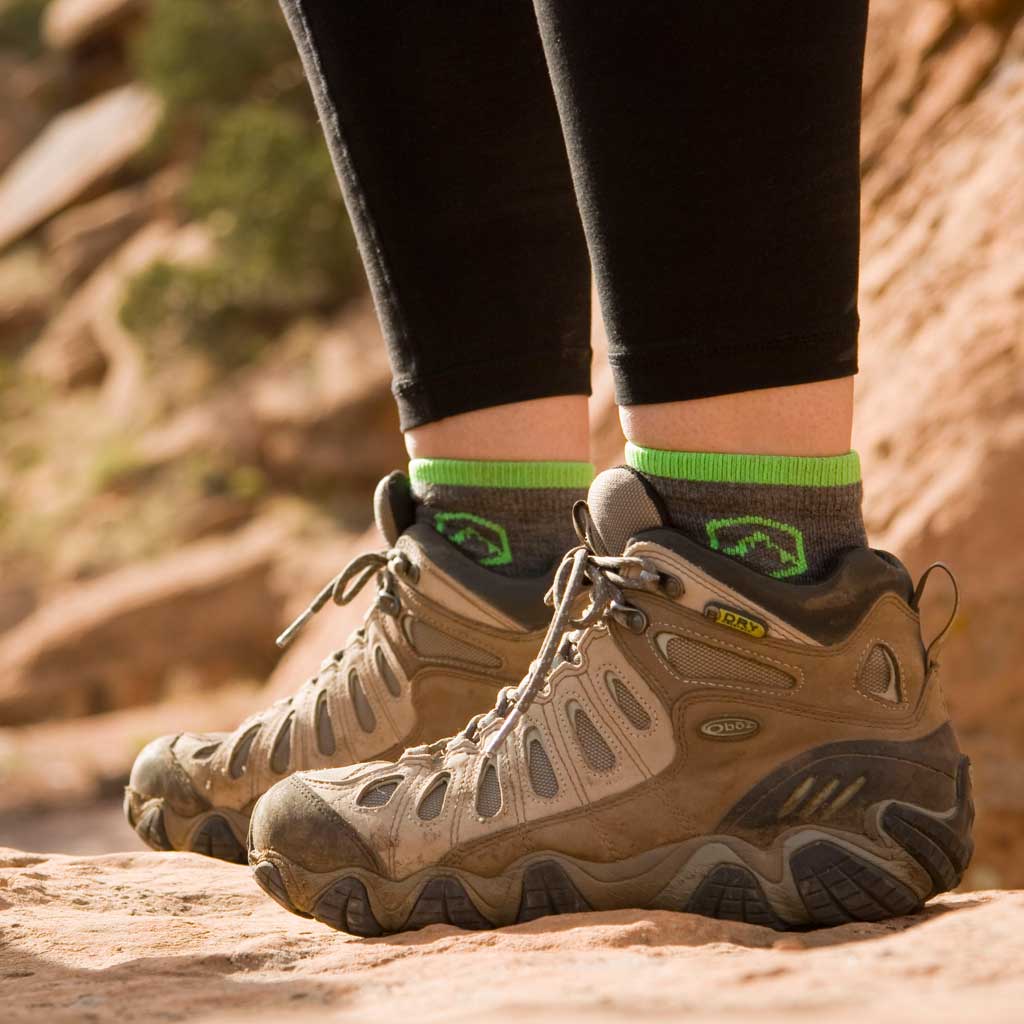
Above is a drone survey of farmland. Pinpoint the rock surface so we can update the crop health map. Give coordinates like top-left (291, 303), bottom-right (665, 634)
top-left (0, 519), bottom-right (290, 725)
top-left (0, 683), bottom-right (260, 819)
top-left (0, 85), bottom-right (161, 251)
top-left (42, 0), bottom-right (145, 51)
top-left (24, 219), bottom-right (210, 396)
top-left (0, 848), bottom-right (1020, 1024)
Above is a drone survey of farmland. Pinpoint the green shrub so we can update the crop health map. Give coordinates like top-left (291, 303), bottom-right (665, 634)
top-left (0, 0), bottom-right (48, 55)
top-left (89, 437), bottom-right (146, 493)
top-left (187, 104), bottom-right (357, 303)
top-left (121, 103), bottom-right (360, 368)
top-left (124, 3), bottom-right (362, 369)
top-left (133, 0), bottom-right (297, 123)
top-left (119, 260), bottom-right (276, 369)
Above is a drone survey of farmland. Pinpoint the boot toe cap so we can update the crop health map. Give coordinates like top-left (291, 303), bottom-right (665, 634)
top-left (128, 734), bottom-right (209, 818)
top-left (249, 774), bottom-right (380, 875)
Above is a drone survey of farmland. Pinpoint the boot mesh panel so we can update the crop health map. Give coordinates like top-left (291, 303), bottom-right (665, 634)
top-left (477, 764), bottom-right (502, 817)
top-left (608, 674), bottom-right (652, 730)
top-left (374, 646), bottom-right (402, 697)
top-left (663, 636), bottom-right (795, 689)
top-left (528, 736), bottom-right (559, 798)
top-left (404, 618), bottom-right (501, 668)
top-left (858, 644), bottom-right (900, 699)
top-left (573, 708), bottom-right (616, 772)
top-left (358, 779), bottom-right (400, 807)
top-left (229, 724), bottom-right (260, 779)
top-left (270, 713), bottom-right (293, 774)
top-left (349, 671), bottom-right (376, 733)
top-left (418, 775), bottom-right (449, 820)
top-left (315, 691), bottom-right (335, 757)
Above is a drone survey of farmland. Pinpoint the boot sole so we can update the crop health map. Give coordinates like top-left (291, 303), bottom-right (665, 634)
top-left (251, 756), bottom-right (973, 934)
top-left (124, 786), bottom-right (249, 864)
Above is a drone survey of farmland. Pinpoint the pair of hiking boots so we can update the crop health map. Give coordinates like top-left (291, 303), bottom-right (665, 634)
top-left (125, 468), bottom-right (973, 935)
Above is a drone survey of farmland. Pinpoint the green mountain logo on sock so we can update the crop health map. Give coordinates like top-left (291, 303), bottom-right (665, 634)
top-left (705, 516), bottom-right (808, 579)
top-left (433, 512), bottom-right (513, 567)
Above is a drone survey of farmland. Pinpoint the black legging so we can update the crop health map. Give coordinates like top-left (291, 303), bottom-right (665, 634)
top-left (280, 1), bottom-right (869, 430)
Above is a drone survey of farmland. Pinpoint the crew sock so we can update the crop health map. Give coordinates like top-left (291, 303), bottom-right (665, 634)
top-left (409, 458), bottom-right (593, 577)
top-left (626, 444), bottom-right (867, 583)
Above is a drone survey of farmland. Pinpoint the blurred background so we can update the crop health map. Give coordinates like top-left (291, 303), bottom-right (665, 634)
top-left (0, 0), bottom-right (1020, 890)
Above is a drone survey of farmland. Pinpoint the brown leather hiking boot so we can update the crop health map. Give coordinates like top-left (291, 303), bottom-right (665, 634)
top-left (248, 466), bottom-right (973, 932)
top-left (124, 473), bottom-right (551, 862)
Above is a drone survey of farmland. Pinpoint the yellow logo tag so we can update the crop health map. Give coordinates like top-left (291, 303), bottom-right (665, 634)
top-left (703, 603), bottom-right (767, 639)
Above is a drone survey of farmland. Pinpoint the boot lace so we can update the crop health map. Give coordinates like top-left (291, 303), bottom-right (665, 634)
top-left (275, 547), bottom-right (418, 650)
top-left (454, 515), bottom-right (669, 757)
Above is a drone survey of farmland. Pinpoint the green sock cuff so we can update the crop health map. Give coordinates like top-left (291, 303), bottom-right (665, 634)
top-left (409, 458), bottom-right (595, 490)
top-left (625, 444), bottom-right (861, 487)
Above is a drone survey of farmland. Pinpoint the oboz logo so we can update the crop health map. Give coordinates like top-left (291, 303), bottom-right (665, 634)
top-left (699, 715), bottom-right (760, 741)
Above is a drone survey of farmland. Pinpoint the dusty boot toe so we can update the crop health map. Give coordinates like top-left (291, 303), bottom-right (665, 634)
top-left (127, 734), bottom-right (209, 819)
top-left (249, 774), bottom-right (381, 878)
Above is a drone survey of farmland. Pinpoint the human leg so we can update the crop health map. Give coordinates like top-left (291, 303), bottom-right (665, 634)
top-left (280, 0), bottom-right (594, 576)
top-left (535, 0), bottom-right (869, 581)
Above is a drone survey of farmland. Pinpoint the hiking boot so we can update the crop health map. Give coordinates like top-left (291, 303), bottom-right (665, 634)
top-left (124, 472), bottom-right (551, 862)
top-left (249, 466), bottom-right (973, 932)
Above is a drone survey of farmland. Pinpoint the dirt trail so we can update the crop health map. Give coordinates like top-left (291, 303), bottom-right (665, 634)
top-left (1, 847), bottom-right (1021, 1024)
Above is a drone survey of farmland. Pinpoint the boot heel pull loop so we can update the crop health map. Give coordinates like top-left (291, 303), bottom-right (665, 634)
top-left (911, 562), bottom-right (959, 667)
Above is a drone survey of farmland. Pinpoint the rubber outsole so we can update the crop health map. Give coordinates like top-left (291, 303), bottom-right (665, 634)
top-left (686, 864), bottom-right (786, 929)
top-left (250, 757), bottom-right (974, 936)
top-left (251, 859), bottom-right (591, 935)
top-left (124, 788), bottom-right (247, 864)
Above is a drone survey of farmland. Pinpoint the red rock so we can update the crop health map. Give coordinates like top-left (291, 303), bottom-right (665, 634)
top-left (0, 519), bottom-right (291, 726)
top-left (0, 849), bottom-right (1021, 1024)
top-left (0, 85), bottom-right (161, 252)
top-left (42, 0), bottom-right (145, 51)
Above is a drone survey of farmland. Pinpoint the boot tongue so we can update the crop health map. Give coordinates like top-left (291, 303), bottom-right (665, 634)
top-left (373, 471), bottom-right (416, 545)
top-left (585, 467), bottom-right (668, 556)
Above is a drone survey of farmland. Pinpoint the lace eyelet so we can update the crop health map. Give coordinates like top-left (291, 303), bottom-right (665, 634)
top-left (378, 591), bottom-right (401, 616)
top-left (625, 609), bottom-right (648, 633)
top-left (660, 573), bottom-right (683, 598)
top-left (610, 599), bottom-right (647, 634)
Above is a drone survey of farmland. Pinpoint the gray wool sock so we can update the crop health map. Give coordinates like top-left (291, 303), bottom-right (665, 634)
top-left (626, 445), bottom-right (867, 583)
top-left (409, 458), bottom-right (594, 577)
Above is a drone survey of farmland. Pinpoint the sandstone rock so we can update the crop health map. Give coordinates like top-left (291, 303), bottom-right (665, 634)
top-left (0, 577), bottom-right (36, 634)
top-left (0, 683), bottom-right (260, 817)
top-left (254, 309), bottom-right (405, 494)
top-left (0, 245), bottom-right (54, 350)
top-left (262, 526), bottom-right (379, 704)
top-left (0, 848), bottom-right (1021, 1024)
top-left (44, 186), bottom-right (150, 291)
top-left (42, 0), bottom-right (145, 51)
top-left (25, 219), bottom-right (211, 406)
top-left (0, 54), bottom-right (57, 176)
top-left (0, 84), bottom-right (161, 252)
top-left (0, 518), bottom-right (292, 726)
top-left (135, 301), bottom-right (405, 499)
top-left (955, 0), bottom-right (1020, 23)
top-left (42, 166), bottom-right (184, 291)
